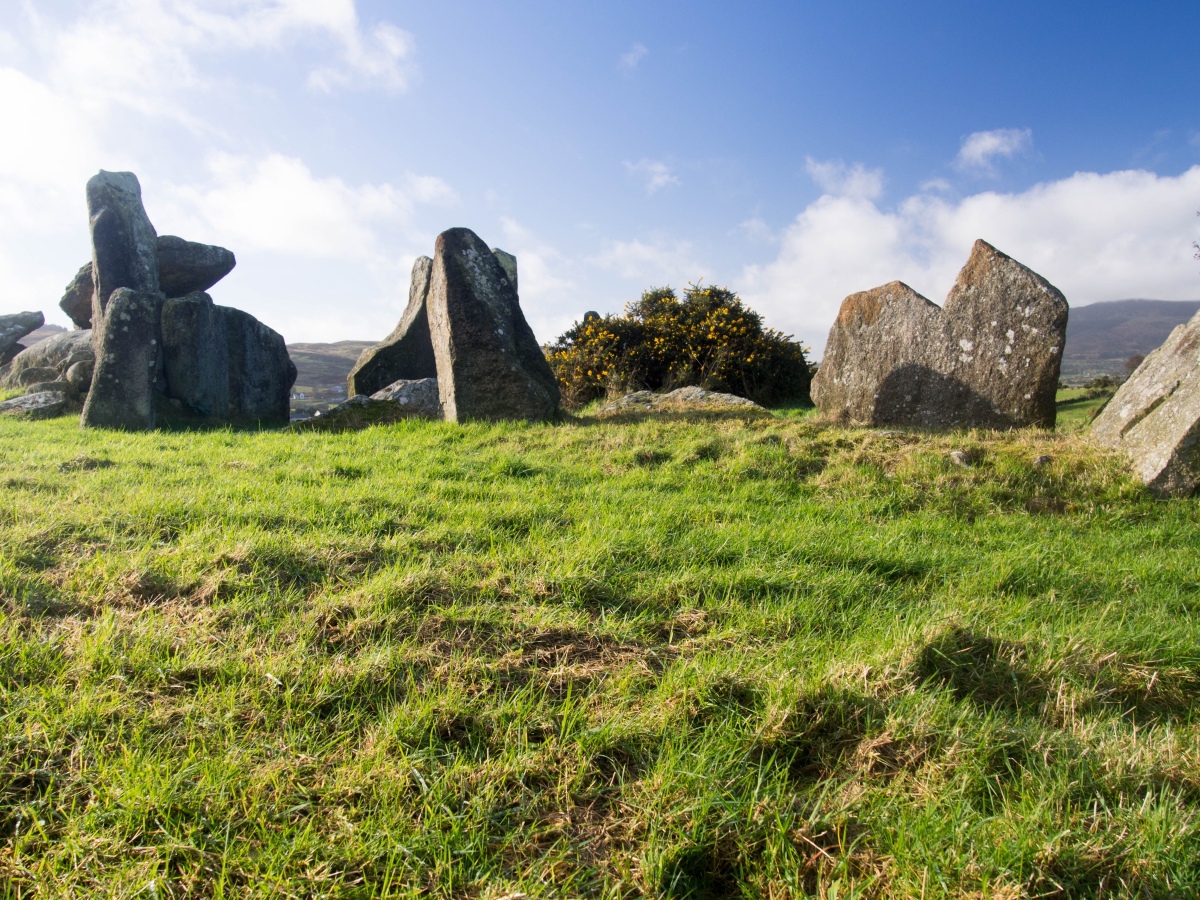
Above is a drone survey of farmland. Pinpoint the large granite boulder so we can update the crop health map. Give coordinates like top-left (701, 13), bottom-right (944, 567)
top-left (157, 236), bottom-right (236, 298)
top-left (426, 228), bottom-right (559, 423)
top-left (812, 240), bottom-right (1068, 428)
top-left (60, 264), bottom-right (95, 329)
top-left (1, 311), bottom-right (44, 366)
top-left (1092, 309), bottom-right (1200, 497)
top-left (346, 256), bottom-right (437, 397)
top-left (0, 391), bottom-right (69, 421)
top-left (222, 307), bottom-right (296, 426)
top-left (86, 171), bottom-right (159, 320)
top-left (162, 292), bottom-right (229, 418)
top-left (5, 330), bottom-right (94, 385)
top-left (81, 288), bottom-right (162, 430)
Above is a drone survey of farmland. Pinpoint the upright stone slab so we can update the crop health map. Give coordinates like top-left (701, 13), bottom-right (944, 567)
top-left (81, 288), bottom-right (161, 430)
top-left (426, 227), bottom-right (559, 422)
top-left (812, 240), bottom-right (1068, 428)
top-left (60, 264), bottom-right (95, 329)
top-left (491, 248), bottom-right (518, 294)
top-left (86, 171), bottom-right (159, 321)
top-left (0, 311), bottom-right (44, 367)
top-left (162, 291), bottom-right (229, 417)
top-left (1092, 309), bottom-right (1200, 497)
top-left (346, 256), bottom-right (437, 397)
top-left (157, 236), bottom-right (236, 298)
top-left (222, 307), bottom-right (297, 426)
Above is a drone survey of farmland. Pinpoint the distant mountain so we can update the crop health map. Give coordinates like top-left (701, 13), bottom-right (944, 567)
top-left (1062, 299), bottom-right (1200, 381)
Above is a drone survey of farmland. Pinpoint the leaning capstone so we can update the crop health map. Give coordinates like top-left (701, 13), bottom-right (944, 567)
top-left (0, 311), bottom-right (44, 365)
top-left (162, 291), bottom-right (229, 417)
top-left (812, 240), bottom-right (1068, 428)
top-left (86, 171), bottom-right (159, 320)
top-left (1092, 308), bottom-right (1200, 497)
top-left (157, 236), bottom-right (236, 298)
top-left (222, 307), bottom-right (296, 426)
top-left (346, 256), bottom-right (437, 397)
top-left (427, 227), bottom-right (560, 423)
top-left (60, 264), bottom-right (95, 329)
top-left (0, 391), bottom-right (68, 421)
top-left (80, 288), bottom-right (161, 430)
top-left (491, 248), bottom-right (518, 294)
top-left (369, 377), bottom-right (440, 417)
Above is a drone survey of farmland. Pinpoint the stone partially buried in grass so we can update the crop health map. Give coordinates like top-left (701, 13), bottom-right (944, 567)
top-left (0, 390), bottom-right (69, 420)
top-left (291, 379), bottom-right (439, 431)
top-left (598, 386), bottom-right (766, 416)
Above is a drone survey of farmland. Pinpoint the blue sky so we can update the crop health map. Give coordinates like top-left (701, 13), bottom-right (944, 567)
top-left (1, 0), bottom-right (1198, 354)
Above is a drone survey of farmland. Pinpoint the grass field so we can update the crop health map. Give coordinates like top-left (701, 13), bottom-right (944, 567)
top-left (1, 401), bottom-right (1198, 898)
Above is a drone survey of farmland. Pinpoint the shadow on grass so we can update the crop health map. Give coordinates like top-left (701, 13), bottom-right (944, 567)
top-left (915, 627), bottom-right (1046, 712)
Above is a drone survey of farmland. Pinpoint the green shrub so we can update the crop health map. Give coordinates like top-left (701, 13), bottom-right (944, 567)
top-left (548, 284), bottom-right (812, 408)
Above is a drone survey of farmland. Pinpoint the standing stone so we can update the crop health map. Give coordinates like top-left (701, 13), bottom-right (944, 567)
top-left (426, 227), bottom-right (559, 423)
top-left (81, 288), bottom-right (161, 430)
top-left (812, 240), bottom-right (1068, 428)
top-left (0, 311), bottom-right (44, 367)
top-left (162, 291), bottom-right (229, 418)
top-left (222, 307), bottom-right (297, 426)
top-left (1092, 309), bottom-right (1200, 497)
top-left (60, 264), bottom-right (96, 328)
top-left (491, 248), bottom-right (518, 294)
top-left (157, 236), bottom-right (236, 298)
top-left (346, 256), bottom-right (437, 397)
top-left (86, 171), bottom-right (159, 321)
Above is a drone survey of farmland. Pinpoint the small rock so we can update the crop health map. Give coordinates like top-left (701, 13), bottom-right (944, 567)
top-left (1033, 455), bottom-right (1052, 468)
top-left (25, 380), bottom-right (76, 400)
top-left (598, 386), bottom-right (765, 415)
top-left (949, 450), bottom-right (971, 467)
top-left (369, 377), bottom-right (440, 416)
top-left (0, 391), bottom-right (68, 420)
top-left (14, 367), bottom-right (61, 387)
top-left (66, 360), bottom-right (94, 393)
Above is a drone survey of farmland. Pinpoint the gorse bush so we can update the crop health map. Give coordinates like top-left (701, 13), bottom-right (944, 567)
top-left (548, 284), bottom-right (812, 408)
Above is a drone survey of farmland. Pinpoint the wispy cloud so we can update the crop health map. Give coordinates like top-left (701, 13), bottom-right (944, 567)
top-left (805, 158), bottom-right (884, 200)
top-left (589, 236), bottom-right (704, 284)
top-left (618, 42), bottom-right (647, 73)
top-left (955, 128), bottom-right (1032, 174)
top-left (624, 158), bottom-right (679, 195)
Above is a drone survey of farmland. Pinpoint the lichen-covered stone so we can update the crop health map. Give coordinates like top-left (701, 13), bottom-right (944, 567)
top-left (598, 386), bottom-right (765, 415)
top-left (0, 391), bottom-right (68, 420)
top-left (81, 288), bottom-right (161, 430)
top-left (162, 291), bottom-right (229, 417)
top-left (86, 171), bottom-right (159, 320)
top-left (427, 228), bottom-right (559, 423)
top-left (346, 256), bottom-right (436, 397)
top-left (222, 307), bottom-right (296, 426)
top-left (1092, 309), bottom-right (1200, 497)
top-left (491, 248), bottom-right (518, 294)
top-left (812, 240), bottom-right (1068, 428)
top-left (157, 236), bottom-right (236, 298)
top-left (5, 331), bottom-right (93, 384)
top-left (370, 377), bottom-right (440, 417)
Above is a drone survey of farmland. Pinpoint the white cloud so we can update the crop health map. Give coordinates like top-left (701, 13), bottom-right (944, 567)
top-left (590, 236), bottom-right (705, 285)
top-left (743, 165), bottom-right (1200, 357)
top-left (618, 43), bottom-right (647, 73)
top-left (805, 157), bottom-right (884, 200)
top-left (624, 158), bottom-right (680, 195)
top-left (955, 127), bottom-right (1033, 174)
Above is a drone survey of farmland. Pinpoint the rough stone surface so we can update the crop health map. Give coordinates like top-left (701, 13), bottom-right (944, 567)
top-left (25, 380), bottom-right (76, 399)
top-left (162, 291), bottom-right (229, 417)
top-left (0, 391), bottom-right (68, 420)
top-left (598, 386), bottom-right (765, 415)
top-left (5, 331), bottom-right (93, 383)
top-left (812, 240), bottom-right (1068, 428)
top-left (347, 256), bottom-right (437, 397)
top-left (369, 377), bottom-right (440, 417)
top-left (15, 367), bottom-right (62, 388)
top-left (222, 307), bottom-right (296, 426)
top-left (60, 264), bottom-right (95, 329)
top-left (157, 235), bottom-right (236, 298)
top-left (427, 227), bottom-right (560, 423)
top-left (81, 288), bottom-right (162, 430)
top-left (1092, 309), bottom-right (1200, 497)
top-left (491, 248), bottom-right (518, 294)
top-left (66, 360), bottom-right (94, 392)
top-left (1, 312), bottom-right (44, 361)
top-left (86, 171), bottom-right (159, 320)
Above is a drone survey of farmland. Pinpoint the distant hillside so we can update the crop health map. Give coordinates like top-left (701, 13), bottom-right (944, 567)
top-left (1062, 299), bottom-right (1200, 380)
top-left (22, 323), bottom-right (68, 345)
top-left (285, 341), bottom-right (374, 415)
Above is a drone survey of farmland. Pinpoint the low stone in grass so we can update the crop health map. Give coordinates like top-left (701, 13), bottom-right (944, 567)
top-left (1092, 308), bottom-right (1200, 497)
top-left (598, 386), bottom-right (765, 415)
top-left (25, 380), bottom-right (76, 400)
top-left (0, 391), bottom-right (69, 420)
top-left (370, 377), bottom-right (440, 415)
top-left (291, 380), bottom-right (439, 432)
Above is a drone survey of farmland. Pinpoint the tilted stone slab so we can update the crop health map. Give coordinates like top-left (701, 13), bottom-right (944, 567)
top-left (427, 228), bottom-right (559, 423)
top-left (81, 288), bottom-right (162, 430)
top-left (157, 236), bottom-right (236, 298)
top-left (86, 171), bottom-right (159, 321)
top-left (222, 307), bottom-right (297, 426)
top-left (347, 256), bottom-right (437, 397)
top-left (0, 311), bottom-right (44, 365)
top-left (162, 291), bottom-right (229, 418)
top-left (0, 391), bottom-right (69, 421)
top-left (812, 240), bottom-right (1068, 428)
top-left (1092, 308), bottom-right (1200, 497)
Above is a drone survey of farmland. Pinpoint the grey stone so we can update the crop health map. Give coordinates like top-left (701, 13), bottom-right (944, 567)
top-left (66, 360), bottom-right (94, 393)
top-left (0, 391), bottom-right (68, 420)
top-left (25, 380), bottom-right (76, 400)
top-left (347, 257), bottom-right (437, 397)
top-left (369, 377), bottom-right (440, 417)
top-left (427, 227), bottom-right (560, 423)
top-left (157, 235), bottom-right (236, 298)
top-left (86, 171), bottom-right (159, 320)
top-left (81, 288), bottom-right (162, 430)
top-left (812, 240), bottom-right (1068, 429)
top-left (60, 264), bottom-right (95, 329)
top-left (222, 307), bottom-right (296, 426)
top-left (599, 386), bottom-right (764, 415)
top-left (162, 291), bottom-right (229, 417)
top-left (1091, 308), bottom-right (1200, 497)
top-left (6, 331), bottom-right (93, 383)
top-left (0, 311), bottom-right (44, 360)
top-left (1033, 455), bottom-right (1052, 468)
top-left (491, 247), bottom-right (518, 294)
top-left (949, 450), bottom-right (971, 467)
top-left (15, 368), bottom-right (62, 387)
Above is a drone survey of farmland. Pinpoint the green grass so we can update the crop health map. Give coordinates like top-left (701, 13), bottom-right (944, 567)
top-left (1, 409), bottom-right (1198, 898)
top-left (1055, 388), bottom-right (1115, 433)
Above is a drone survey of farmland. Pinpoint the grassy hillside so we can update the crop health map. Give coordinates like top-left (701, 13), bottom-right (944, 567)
top-left (286, 341), bottom-right (375, 417)
top-left (1062, 299), bottom-right (1200, 382)
top-left (1, 410), bottom-right (1198, 897)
